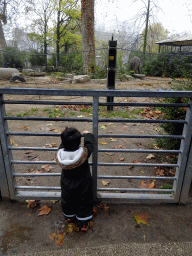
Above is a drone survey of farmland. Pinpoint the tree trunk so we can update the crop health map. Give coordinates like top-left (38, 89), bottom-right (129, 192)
top-left (56, 0), bottom-right (61, 67)
top-left (143, 0), bottom-right (150, 56)
top-left (0, 20), bottom-right (6, 49)
top-left (44, 10), bottom-right (48, 70)
top-left (81, 0), bottom-right (95, 75)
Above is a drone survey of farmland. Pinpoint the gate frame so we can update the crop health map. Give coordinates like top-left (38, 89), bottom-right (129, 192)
top-left (0, 88), bottom-right (192, 203)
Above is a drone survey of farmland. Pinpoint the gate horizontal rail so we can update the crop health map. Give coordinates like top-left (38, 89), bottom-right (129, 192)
top-left (0, 88), bottom-right (192, 203)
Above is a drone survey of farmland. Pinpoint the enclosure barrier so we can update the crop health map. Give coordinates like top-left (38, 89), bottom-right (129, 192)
top-left (0, 88), bottom-right (192, 203)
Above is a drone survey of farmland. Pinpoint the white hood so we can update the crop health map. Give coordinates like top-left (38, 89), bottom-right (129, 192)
top-left (57, 147), bottom-right (83, 166)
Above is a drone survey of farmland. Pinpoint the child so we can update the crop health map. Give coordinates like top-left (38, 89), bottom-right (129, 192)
top-left (56, 127), bottom-right (94, 232)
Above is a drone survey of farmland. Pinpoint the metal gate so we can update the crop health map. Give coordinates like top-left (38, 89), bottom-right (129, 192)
top-left (0, 88), bottom-right (192, 203)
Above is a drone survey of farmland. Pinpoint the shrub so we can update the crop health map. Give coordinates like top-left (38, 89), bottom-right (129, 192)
top-left (28, 50), bottom-right (45, 67)
top-left (156, 80), bottom-right (192, 149)
top-left (1, 47), bottom-right (27, 68)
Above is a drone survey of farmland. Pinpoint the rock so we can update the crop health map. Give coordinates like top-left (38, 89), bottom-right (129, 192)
top-left (132, 74), bottom-right (145, 80)
top-left (124, 75), bottom-right (134, 81)
top-left (92, 79), bottom-right (107, 84)
top-left (0, 68), bottom-right (19, 80)
top-left (65, 74), bottom-right (73, 79)
top-left (22, 69), bottom-right (45, 77)
top-left (73, 75), bottom-right (91, 83)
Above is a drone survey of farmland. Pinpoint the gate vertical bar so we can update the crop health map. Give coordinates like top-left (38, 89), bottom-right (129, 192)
top-left (0, 138), bottom-right (10, 198)
top-left (92, 95), bottom-right (99, 200)
top-left (174, 98), bottom-right (192, 202)
top-left (0, 94), bottom-right (15, 198)
top-left (179, 98), bottom-right (192, 204)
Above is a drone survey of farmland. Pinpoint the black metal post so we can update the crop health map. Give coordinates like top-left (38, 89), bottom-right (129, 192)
top-left (107, 36), bottom-right (117, 111)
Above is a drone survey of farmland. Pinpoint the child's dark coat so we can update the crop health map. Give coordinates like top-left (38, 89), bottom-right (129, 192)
top-left (56, 133), bottom-right (94, 221)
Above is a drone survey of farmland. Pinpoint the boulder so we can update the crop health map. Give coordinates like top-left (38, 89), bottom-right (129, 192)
top-left (92, 78), bottom-right (107, 84)
top-left (0, 68), bottom-right (20, 80)
top-left (132, 74), bottom-right (145, 80)
top-left (73, 75), bottom-right (91, 83)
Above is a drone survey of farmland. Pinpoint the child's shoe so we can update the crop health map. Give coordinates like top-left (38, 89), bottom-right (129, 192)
top-left (80, 221), bottom-right (89, 232)
top-left (66, 216), bottom-right (76, 223)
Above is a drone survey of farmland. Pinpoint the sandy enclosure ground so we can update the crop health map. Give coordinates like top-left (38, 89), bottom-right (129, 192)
top-left (0, 76), bottom-right (179, 194)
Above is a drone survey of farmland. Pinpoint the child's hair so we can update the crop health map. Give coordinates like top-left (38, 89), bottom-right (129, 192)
top-left (61, 127), bottom-right (81, 151)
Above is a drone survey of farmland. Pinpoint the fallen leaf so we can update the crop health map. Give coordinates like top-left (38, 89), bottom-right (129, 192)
top-left (132, 160), bottom-right (141, 163)
top-left (120, 157), bottom-right (125, 161)
top-left (23, 125), bottom-right (29, 130)
top-left (155, 169), bottom-right (165, 176)
top-left (45, 143), bottom-right (57, 148)
top-left (155, 128), bottom-right (160, 132)
top-left (154, 109), bottom-right (161, 114)
top-left (101, 142), bottom-right (107, 145)
top-left (38, 205), bottom-right (51, 216)
top-left (46, 123), bottom-right (53, 127)
top-left (105, 152), bottom-right (114, 156)
top-left (134, 212), bottom-right (152, 226)
top-left (139, 181), bottom-right (155, 189)
top-left (41, 164), bottom-right (54, 172)
top-left (93, 206), bottom-right (98, 217)
top-left (101, 125), bottom-right (107, 129)
top-left (77, 115), bottom-right (84, 118)
top-left (10, 140), bottom-right (18, 147)
top-left (66, 223), bottom-right (79, 233)
top-left (109, 138), bottom-right (117, 142)
top-left (115, 145), bottom-right (124, 149)
top-left (49, 231), bottom-right (66, 246)
top-left (25, 151), bottom-right (32, 154)
top-left (101, 180), bottom-right (110, 186)
top-left (50, 200), bottom-right (58, 204)
top-left (146, 154), bottom-right (156, 159)
top-left (26, 200), bottom-right (37, 208)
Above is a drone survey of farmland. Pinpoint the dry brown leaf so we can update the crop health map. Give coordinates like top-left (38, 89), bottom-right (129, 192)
top-left (155, 169), bottom-right (165, 176)
top-left (23, 125), bottom-right (29, 130)
top-left (132, 160), bottom-right (141, 163)
top-left (134, 212), bottom-right (152, 226)
top-left (41, 164), bottom-right (53, 172)
top-left (38, 205), bottom-right (51, 216)
top-left (26, 200), bottom-right (37, 209)
top-left (120, 157), bottom-right (125, 161)
top-left (49, 231), bottom-right (66, 246)
top-left (109, 138), bottom-right (117, 142)
top-left (105, 152), bottom-right (114, 156)
top-left (10, 140), bottom-right (18, 146)
top-left (115, 145), bottom-right (124, 149)
top-left (146, 154), bottom-right (156, 159)
top-left (93, 206), bottom-right (99, 217)
top-left (45, 143), bottom-right (57, 148)
top-left (66, 223), bottom-right (79, 233)
top-left (101, 180), bottom-right (110, 186)
top-left (139, 181), bottom-right (155, 189)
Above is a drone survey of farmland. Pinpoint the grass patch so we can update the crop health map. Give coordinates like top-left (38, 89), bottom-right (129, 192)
top-left (31, 108), bottom-right (38, 112)
top-left (160, 183), bottom-right (173, 194)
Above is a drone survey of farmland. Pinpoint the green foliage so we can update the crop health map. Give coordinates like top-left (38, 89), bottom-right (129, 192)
top-left (156, 80), bottom-right (192, 150)
top-left (28, 50), bottom-right (45, 67)
top-left (91, 65), bottom-right (107, 79)
top-left (48, 51), bottom-right (83, 74)
top-left (1, 47), bottom-right (27, 68)
top-left (143, 53), bottom-right (192, 78)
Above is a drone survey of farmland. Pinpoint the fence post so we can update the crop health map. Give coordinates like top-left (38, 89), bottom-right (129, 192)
top-left (174, 98), bottom-right (192, 203)
top-left (179, 99), bottom-right (192, 203)
top-left (107, 36), bottom-right (117, 111)
top-left (0, 138), bottom-right (10, 199)
top-left (92, 96), bottom-right (99, 200)
top-left (0, 94), bottom-right (16, 199)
